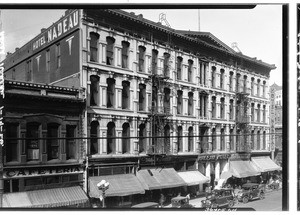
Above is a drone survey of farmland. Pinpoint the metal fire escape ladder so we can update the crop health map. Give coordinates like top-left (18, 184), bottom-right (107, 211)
top-left (235, 76), bottom-right (250, 153)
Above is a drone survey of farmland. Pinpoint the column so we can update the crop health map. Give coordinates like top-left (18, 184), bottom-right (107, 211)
top-left (208, 128), bottom-right (212, 152)
top-left (100, 128), bottom-right (107, 154)
top-left (225, 125), bottom-right (230, 152)
top-left (116, 128), bottom-right (122, 154)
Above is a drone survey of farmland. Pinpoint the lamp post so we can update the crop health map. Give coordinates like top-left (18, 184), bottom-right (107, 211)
top-left (97, 180), bottom-right (110, 208)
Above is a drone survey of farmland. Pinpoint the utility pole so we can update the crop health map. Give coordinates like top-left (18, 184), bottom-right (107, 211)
top-left (0, 9), bottom-right (4, 208)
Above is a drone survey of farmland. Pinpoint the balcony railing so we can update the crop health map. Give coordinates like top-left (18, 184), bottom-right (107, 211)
top-left (148, 106), bottom-right (171, 115)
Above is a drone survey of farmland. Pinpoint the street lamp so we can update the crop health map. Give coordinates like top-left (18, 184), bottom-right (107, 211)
top-left (97, 180), bottom-right (110, 208)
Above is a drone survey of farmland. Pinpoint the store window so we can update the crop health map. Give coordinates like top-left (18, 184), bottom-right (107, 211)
top-left (90, 32), bottom-right (99, 62)
top-left (26, 123), bottom-right (40, 161)
top-left (47, 123), bottom-right (60, 160)
top-left (66, 125), bottom-right (76, 160)
top-left (5, 123), bottom-right (19, 162)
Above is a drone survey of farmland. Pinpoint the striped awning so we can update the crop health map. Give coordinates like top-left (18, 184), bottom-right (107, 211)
top-left (251, 156), bottom-right (282, 172)
top-left (177, 171), bottom-right (209, 186)
top-left (88, 174), bottom-right (145, 198)
top-left (2, 186), bottom-right (89, 208)
top-left (136, 168), bottom-right (186, 190)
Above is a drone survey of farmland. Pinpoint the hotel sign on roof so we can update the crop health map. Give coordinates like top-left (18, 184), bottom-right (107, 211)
top-left (32, 10), bottom-right (79, 52)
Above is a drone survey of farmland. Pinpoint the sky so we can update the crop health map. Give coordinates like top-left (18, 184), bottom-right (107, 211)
top-left (1, 5), bottom-right (282, 85)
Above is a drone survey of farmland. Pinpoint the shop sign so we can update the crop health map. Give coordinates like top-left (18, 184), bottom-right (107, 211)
top-left (198, 154), bottom-right (230, 161)
top-left (4, 166), bottom-right (83, 178)
top-left (32, 10), bottom-right (79, 51)
top-left (0, 62), bottom-right (4, 147)
top-left (230, 153), bottom-right (250, 161)
top-left (140, 156), bottom-right (172, 164)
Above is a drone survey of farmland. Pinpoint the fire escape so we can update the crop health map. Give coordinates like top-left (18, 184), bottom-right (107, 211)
top-left (147, 62), bottom-right (172, 156)
top-left (235, 74), bottom-right (251, 153)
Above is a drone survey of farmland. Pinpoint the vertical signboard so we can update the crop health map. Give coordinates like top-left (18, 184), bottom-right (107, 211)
top-left (270, 88), bottom-right (276, 160)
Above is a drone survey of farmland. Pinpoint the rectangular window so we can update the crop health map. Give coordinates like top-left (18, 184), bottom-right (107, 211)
top-left (5, 123), bottom-right (19, 162)
top-left (220, 98), bottom-right (225, 119)
top-left (188, 92), bottom-right (193, 116)
top-left (66, 125), bottom-right (76, 160)
top-left (26, 60), bottom-right (32, 82)
top-left (163, 53), bottom-right (170, 77)
top-left (47, 124), bottom-right (59, 160)
top-left (212, 97), bottom-right (216, 118)
top-left (46, 49), bottom-right (50, 72)
top-left (229, 72), bottom-right (233, 91)
top-left (56, 44), bottom-right (61, 68)
top-left (220, 69), bottom-right (224, 89)
top-left (106, 37), bottom-right (115, 65)
top-left (188, 60), bottom-right (193, 82)
top-left (90, 33), bottom-right (99, 62)
top-left (152, 49), bottom-right (158, 74)
top-left (26, 123), bottom-right (40, 161)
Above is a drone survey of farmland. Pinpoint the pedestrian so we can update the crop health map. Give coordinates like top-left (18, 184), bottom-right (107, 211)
top-left (186, 193), bottom-right (190, 204)
top-left (159, 193), bottom-right (166, 208)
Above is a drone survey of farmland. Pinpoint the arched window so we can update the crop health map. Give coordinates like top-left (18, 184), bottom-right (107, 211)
top-left (163, 53), bottom-right (170, 77)
top-left (164, 88), bottom-right (170, 114)
top-left (188, 127), bottom-right (194, 152)
top-left (164, 124), bottom-right (170, 153)
top-left (90, 75), bottom-right (99, 106)
top-left (90, 32), bottom-right (99, 62)
top-left (122, 123), bottom-right (130, 154)
top-left (107, 78), bottom-right (115, 108)
top-left (211, 66), bottom-right (216, 88)
top-left (138, 124), bottom-right (146, 153)
top-left (220, 128), bottom-right (225, 151)
top-left (122, 81), bottom-right (130, 109)
top-left (177, 90), bottom-right (183, 115)
top-left (107, 122), bottom-right (116, 154)
top-left (121, 41), bottom-right (129, 69)
top-left (106, 37), bottom-right (115, 65)
top-left (138, 46), bottom-right (146, 72)
top-left (138, 84), bottom-right (146, 111)
top-left (188, 92), bottom-right (193, 116)
top-left (178, 126), bottom-right (183, 152)
top-left (188, 59), bottom-right (193, 82)
top-left (90, 121), bottom-right (99, 155)
top-left (220, 69), bottom-right (225, 89)
top-left (177, 56), bottom-right (182, 80)
top-left (152, 49), bottom-right (158, 74)
top-left (212, 128), bottom-right (216, 151)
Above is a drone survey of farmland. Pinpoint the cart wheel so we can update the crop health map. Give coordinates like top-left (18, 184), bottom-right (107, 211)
top-left (243, 196), bottom-right (249, 204)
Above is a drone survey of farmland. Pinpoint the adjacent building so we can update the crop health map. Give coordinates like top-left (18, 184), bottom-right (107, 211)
top-left (1, 9), bottom-right (280, 207)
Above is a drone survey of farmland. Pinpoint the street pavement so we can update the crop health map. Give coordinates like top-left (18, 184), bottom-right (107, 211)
top-left (165, 189), bottom-right (282, 211)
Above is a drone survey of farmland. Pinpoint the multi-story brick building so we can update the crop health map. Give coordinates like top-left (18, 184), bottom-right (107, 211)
top-left (2, 9), bottom-right (280, 207)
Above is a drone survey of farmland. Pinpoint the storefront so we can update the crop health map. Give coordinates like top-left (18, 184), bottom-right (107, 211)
top-left (177, 170), bottom-right (209, 195)
top-left (88, 173), bottom-right (145, 207)
top-left (2, 164), bottom-right (88, 207)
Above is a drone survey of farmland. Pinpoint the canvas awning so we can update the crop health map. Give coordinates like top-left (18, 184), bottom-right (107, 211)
top-left (251, 156), bottom-right (282, 172)
top-left (136, 168), bottom-right (186, 190)
top-left (89, 174), bottom-right (145, 198)
top-left (220, 160), bottom-right (261, 179)
top-left (177, 171), bottom-right (209, 186)
top-left (2, 186), bottom-right (89, 208)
